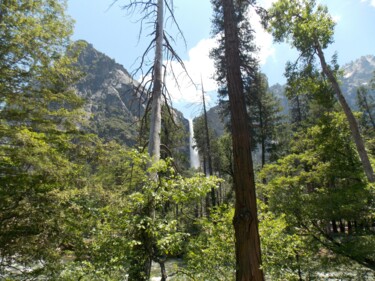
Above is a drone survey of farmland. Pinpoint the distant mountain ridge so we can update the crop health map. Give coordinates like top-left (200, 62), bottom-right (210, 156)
top-left (74, 41), bottom-right (143, 146)
top-left (200, 54), bottom-right (375, 136)
top-left (74, 41), bottom-right (189, 152)
top-left (73, 40), bottom-right (374, 155)
top-left (341, 55), bottom-right (375, 106)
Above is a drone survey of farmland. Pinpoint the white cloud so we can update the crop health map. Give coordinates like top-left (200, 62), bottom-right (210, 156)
top-left (161, 0), bottom-right (278, 106)
top-left (164, 4), bottom-right (277, 106)
top-left (361, 0), bottom-right (375, 7)
top-left (332, 14), bottom-right (341, 23)
top-left (164, 38), bottom-right (217, 105)
top-left (247, 6), bottom-right (276, 65)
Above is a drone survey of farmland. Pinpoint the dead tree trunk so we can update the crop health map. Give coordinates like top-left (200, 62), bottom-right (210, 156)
top-left (148, 0), bottom-right (163, 162)
top-left (128, 1), bottom-right (164, 280)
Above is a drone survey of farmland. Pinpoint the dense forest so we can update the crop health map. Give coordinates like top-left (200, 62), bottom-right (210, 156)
top-left (0, 0), bottom-right (374, 280)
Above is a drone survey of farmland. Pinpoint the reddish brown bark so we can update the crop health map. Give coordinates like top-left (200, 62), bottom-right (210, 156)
top-left (221, 0), bottom-right (264, 280)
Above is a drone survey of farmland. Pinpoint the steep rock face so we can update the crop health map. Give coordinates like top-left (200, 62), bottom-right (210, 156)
top-left (267, 55), bottom-right (375, 113)
top-left (196, 106), bottom-right (226, 137)
top-left (75, 41), bottom-right (144, 145)
top-left (269, 83), bottom-right (288, 115)
top-left (341, 55), bottom-right (375, 107)
top-left (74, 41), bottom-right (189, 156)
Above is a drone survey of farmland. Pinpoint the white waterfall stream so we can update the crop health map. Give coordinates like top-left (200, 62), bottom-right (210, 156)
top-left (188, 119), bottom-right (200, 169)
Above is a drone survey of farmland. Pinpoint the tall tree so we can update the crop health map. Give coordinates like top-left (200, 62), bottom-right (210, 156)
top-left (215, 0), bottom-right (264, 279)
top-left (247, 73), bottom-right (285, 167)
top-left (0, 0), bottom-right (86, 277)
top-left (201, 80), bottom-right (216, 208)
top-left (266, 0), bottom-right (375, 182)
top-left (116, 0), bottom-right (190, 279)
top-left (148, 0), bottom-right (163, 162)
top-left (118, 0), bottom-right (164, 278)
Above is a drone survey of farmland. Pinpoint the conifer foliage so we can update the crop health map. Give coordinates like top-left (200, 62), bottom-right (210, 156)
top-left (0, 0), bottom-right (86, 277)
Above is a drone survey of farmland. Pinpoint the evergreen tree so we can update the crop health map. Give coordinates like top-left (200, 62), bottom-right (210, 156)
top-left (213, 0), bottom-right (264, 279)
top-left (247, 73), bottom-right (286, 166)
top-left (0, 0), bottom-right (87, 277)
top-left (210, 0), bottom-right (258, 135)
top-left (356, 85), bottom-right (375, 131)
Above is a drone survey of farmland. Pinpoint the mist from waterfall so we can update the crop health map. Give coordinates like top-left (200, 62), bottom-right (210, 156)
top-left (188, 119), bottom-right (200, 169)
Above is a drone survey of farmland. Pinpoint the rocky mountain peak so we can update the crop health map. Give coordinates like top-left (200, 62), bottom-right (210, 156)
top-left (342, 55), bottom-right (375, 82)
top-left (73, 41), bottom-right (145, 145)
top-left (73, 41), bottom-right (189, 159)
top-left (340, 55), bottom-right (375, 105)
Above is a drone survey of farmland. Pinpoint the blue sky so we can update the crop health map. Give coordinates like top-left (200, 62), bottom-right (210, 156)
top-left (67, 0), bottom-right (375, 118)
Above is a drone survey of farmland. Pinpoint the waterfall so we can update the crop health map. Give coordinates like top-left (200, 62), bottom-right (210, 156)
top-left (188, 119), bottom-right (200, 169)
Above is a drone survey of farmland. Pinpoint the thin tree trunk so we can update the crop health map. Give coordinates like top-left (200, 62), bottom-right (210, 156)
top-left (221, 0), bottom-right (264, 280)
top-left (332, 220), bottom-right (338, 234)
top-left (159, 259), bottom-right (168, 281)
top-left (296, 252), bottom-right (303, 281)
top-left (202, 79), bottom-right (216, 207)
top-left (259, 103), bottom-right (266, 169)
top-left (315, 43), bottom-right (374, 182)
top-left (129, 1), bottom-right (164, 280)
top-left (339, 219), bottom-right (345, 233)
top-left (148, 0), bottom-right (164, 162)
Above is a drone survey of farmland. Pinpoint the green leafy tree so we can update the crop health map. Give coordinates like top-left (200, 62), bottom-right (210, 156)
top-left (183, 206), bottom-right (235, 281)
top-left (56, 146), bottom-right (221, 281)
top-left (261, 111), bottom-right (375, 274)
top-left (0, 0), bottom-right (89, 278)
top-left (266, 0), bottom-right (374, 182)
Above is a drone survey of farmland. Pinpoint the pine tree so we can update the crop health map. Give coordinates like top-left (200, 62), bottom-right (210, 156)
top-left (247, 73), bottom-right (285, 166)
top-left (213, 0), bottom-right (264, 279)
top-left (0, 0), bottom-right (86, 276)
top-left (356, 85), bottom-right (375, 130)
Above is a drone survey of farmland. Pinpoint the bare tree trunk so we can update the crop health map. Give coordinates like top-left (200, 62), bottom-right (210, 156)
top-left (202, 80), bottom-right (216, 207)
top-left (129, 1), bottom-right (164, 280)
top-left (221, 0), bottom-right (264, 280)
top-left (315, 43), bottom-right (374, 183)
top-left (148, 0), bottom-right (164, 162)
top-left (159, 259), bottom-right (168, 281)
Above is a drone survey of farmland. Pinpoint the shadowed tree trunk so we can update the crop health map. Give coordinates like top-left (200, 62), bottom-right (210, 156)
top-left (221, 0), bottom-right (264, 280)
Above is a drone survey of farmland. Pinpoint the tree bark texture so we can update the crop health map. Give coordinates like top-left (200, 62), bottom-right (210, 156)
top-left (221, 0), bottom-right (264, 280)
top-left (148, 0), bottom-right (164, 162)
top-left (315, 43), bottom-right (374, 183)
top-left (128, 1), bottom-right (164, 280)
